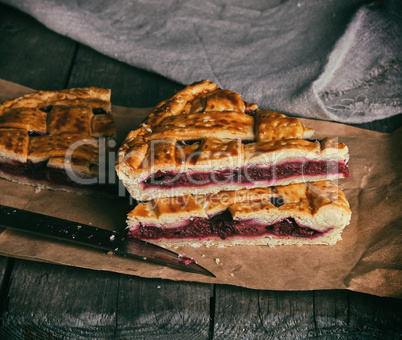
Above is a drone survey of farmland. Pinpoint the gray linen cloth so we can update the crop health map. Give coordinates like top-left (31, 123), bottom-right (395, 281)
top-left (3, 0), bottom-right (401, 123)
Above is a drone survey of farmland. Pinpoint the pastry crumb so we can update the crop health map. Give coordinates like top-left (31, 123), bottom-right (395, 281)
top-left (214, 258), bottom-right (220, 265)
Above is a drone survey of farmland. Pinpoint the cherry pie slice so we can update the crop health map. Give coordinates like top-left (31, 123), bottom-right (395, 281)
top-left (116, 80), bottom-right (349, 201)
top-left (127, 181), bottom-right (351, 247)
top-left (0, 87), bottom-right (116, 193)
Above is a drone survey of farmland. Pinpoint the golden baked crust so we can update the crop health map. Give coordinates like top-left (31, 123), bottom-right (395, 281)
top-left (144, 111), bottom-right (255, 141)
top-left (116, 80), bottom-right (349, 200)
top-left (0, 87), bottom-right (115, 192)
top-left (0, 108), bottom-right (47, 133)
top-left (47, 105), bottom-right (93, 135)
top-left (0, 128), bottom-right (30, 163)
top-left (28, 134), bottom-right (99, 163)
top-left (0, 87), bottom-right (111, 115)
top-left (127, 181), bottom-right (351, 247)
top-left (255, 109), bottom-right (314, 142)
top-left (133, 80), bottom-right (311, 143)
top-left (117, 134), bottom-right (349, 201)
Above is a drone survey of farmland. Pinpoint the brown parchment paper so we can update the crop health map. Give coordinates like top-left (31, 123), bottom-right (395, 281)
top-left (0, 79), bottom-right (401, 298)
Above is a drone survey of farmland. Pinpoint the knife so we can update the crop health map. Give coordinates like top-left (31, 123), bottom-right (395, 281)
top-left (0, 205), bottom-right (215, 278)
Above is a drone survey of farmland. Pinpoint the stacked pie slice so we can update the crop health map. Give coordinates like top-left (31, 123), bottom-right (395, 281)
top-left (118, 80), bottom-right (352, 246)
top-left (0, 87), bottom-right (116, 193)
top-left (126, 181), bottom-right (351, 247)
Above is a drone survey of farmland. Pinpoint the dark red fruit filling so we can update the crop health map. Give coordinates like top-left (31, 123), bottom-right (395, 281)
top-left (0, 160), bottom-right (117, 193)
top-left (142, 160), bottom-right (350, 189)
top-left (245, 109), bottom-right (256, 116)
top-left (178, 254), bottom-right (196, 265)
top-left (129, 210), bottom-right (324, 241)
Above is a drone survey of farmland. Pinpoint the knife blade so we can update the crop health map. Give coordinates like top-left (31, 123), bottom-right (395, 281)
top-left (0, 205), bottom-right (215, 278)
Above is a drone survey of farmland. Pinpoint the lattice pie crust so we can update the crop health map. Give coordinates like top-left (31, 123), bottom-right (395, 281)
top-left (116, 80), bottom-right (349, 201)
top-left (0, 87), bottom-right (116, 192)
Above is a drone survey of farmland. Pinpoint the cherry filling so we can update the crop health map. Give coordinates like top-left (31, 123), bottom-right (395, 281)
top-left (142, 160), bottom-right (350, 189)
top-left (0, 160), bottom-right (116, 192)
top-left (129, 210), bottom-right (326, 241)
top-left (245, 108), bottom-right (256, 116)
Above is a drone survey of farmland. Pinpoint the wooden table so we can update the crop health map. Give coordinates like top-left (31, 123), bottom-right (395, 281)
top-left (0, 4), bottom-right (400, 339)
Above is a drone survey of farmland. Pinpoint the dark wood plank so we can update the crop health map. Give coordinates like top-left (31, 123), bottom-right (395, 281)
top-left (313, 290), bottom-right (349, 337)
top-left (257, 290), bottom-right (316, 339)
top-left (0, 4), bottom-right (77, 90)
top-left (213, 286), bottom-right (402, 339)
top-left (0, 256), bottom-right (13, 335)
top-left (0, 256), bottom-right (9, 294)
top-left (314, 290), bottom-right (402, 338)
top-left (116, 277), bottom-right (211, 339)
top-left (1, 260), bottom-right (119, 339)
top-left (348, 291), bottom-right (402, 338)
top-left (213, 285), bottom-right (317, 339)
top-left (66, 44), bottom-right (184, 108)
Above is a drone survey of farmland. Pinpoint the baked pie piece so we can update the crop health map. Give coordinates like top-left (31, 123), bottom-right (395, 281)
top-left (0, 87), bottom-right (116, 193)
top-left (116, 80), bottom-right (350, 201)
top-left (126, 181), bottom-right (351, 247)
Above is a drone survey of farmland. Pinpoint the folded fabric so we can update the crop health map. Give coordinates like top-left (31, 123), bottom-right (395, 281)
top-left (4, 0), bottom-right (401, 123)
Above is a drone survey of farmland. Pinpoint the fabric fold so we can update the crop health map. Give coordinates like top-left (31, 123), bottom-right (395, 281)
top-left (312, 1), bottom-right (402, 123)
top-left (2, 0), bottom-right (401, 123)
